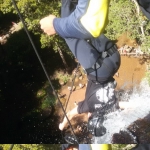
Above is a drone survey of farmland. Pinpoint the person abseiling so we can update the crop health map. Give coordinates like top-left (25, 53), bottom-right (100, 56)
top-left (40, 0), bottom-right (130, 138)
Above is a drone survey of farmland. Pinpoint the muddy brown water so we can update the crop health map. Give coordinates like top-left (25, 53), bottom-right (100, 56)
top-left (114, 56), bottom-right (146, 90)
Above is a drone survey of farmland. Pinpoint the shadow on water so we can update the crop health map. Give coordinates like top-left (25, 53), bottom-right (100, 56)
top-left (0, 25), bottom-right (76, 143)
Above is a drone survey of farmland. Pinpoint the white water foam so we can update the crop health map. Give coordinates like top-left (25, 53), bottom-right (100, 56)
top-left (94, 79), bottom-right (150, 143)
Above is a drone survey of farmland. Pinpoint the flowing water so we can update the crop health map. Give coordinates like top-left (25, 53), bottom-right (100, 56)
top-left (94, 79), bottom-right (150, 143)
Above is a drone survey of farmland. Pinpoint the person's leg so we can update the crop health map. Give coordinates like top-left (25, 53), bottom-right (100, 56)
top-left (59, 106), bottom-right (79, 130)
top-left (59, 80), bottom-right (92, 131)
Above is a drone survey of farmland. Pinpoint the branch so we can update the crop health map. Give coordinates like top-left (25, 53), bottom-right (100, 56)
top-left (132, 0), bottom-right (140, 16)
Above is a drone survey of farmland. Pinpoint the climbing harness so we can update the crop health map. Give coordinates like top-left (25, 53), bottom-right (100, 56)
top-left (11, 0), bottom-right (79, 144)
top-left (85, 44), bottom-right (118, 74)
top-left (85, 43), bottom-right (118, 83)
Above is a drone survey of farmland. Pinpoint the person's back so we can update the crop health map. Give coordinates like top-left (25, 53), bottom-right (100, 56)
top-left (40, 0), bottom-right (121, 139)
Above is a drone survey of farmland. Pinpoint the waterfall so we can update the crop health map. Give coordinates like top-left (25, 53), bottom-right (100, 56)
top-left (93, 79), bottom-right (150, 143)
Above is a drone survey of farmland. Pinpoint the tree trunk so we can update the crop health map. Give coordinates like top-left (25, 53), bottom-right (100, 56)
top-left (56, 42), bottom-right (69, 72)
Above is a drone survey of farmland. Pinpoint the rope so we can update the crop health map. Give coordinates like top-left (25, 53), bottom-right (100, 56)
top-left (61, 62), bottom-right (80, 143)
top-left (64, 62), bottom-right (80, 112)
top-left (11, 0), bottom-right (79, 144)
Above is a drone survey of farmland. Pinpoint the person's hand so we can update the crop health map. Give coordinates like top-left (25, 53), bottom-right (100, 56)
top-left (40, 15), bottom-right (56, 35)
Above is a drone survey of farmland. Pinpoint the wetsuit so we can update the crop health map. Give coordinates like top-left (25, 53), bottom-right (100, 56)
top-left (137, 0), bottom-right (150, 20)
top-left (54, 0), bottom-right (110, 38)
top-left (53, 0), bottom-right (120, 114)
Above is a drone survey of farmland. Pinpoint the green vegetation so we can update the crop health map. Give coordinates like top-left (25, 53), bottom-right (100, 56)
top-left (106, 0), bottom-right (150, 54)
top-left (1, 0), bottom-right (150, 58)
top-left (112, 144), bottom-right (136, 150)
top-left (0, 0), bottom-right (72, 71)
top-left (41, 95), bottom-right (55, 109)
top-left (0, 144), bottom-right (61, 150)
top-left (56, 71), bottom-right (71, 85)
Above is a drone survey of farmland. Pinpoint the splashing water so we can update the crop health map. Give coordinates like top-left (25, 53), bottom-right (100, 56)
top-left (93, 79), bottom-right (150, 143)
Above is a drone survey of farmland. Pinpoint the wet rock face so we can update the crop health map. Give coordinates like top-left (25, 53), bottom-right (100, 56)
top-left (111, 130), bottom-right (137, 144)
top-left (111, 116), bottom-right (150, 144)
top-left (127, 117), bottom-right (150, 143)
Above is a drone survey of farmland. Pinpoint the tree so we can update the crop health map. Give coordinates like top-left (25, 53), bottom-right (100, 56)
top-left (40, 33), bottom-right (72, 72)
top-left (105, 0), bottom-right (150, 54)
top-left (1, 0), bottom-right (150, 60)
top-left (0, 0), bottom-right (73, 72)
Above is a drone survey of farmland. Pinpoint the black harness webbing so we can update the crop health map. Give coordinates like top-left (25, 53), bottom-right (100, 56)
top-left (85, 44), bottom-right (117, 83)
top-left (85, 44), bottom-right (117, 75)
top-left (12, 0), bottom-right (79, 144)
